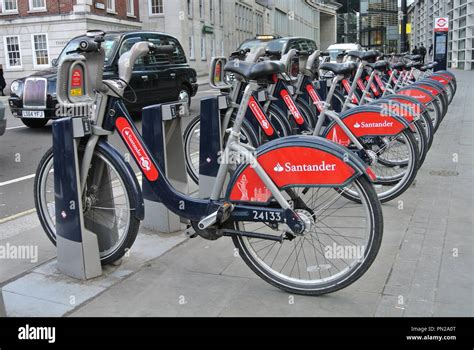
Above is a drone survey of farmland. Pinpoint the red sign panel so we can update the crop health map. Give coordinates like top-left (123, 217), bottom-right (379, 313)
top-left (306, 84), bottom-right (322, 112)
top-left (71, 69), bottom-right (83, 88)
top-left (280, 89), bottom-right (304, 125)
top-left (116, 117), bottom-right (159, 181)
top-left (248, 96), bottom-right (274, 136)
top-left (434, 17), bottom-right (449, 32)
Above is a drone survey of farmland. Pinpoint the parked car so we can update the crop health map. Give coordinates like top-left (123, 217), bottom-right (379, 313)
top-left (237, 35), bottom-right (318, 55)
top-left (326, 43), bottom-right (363, 62)
top-left (8, 31), bottom-right (198, 128)
top-left (0, 100), bottom-right (6, 136)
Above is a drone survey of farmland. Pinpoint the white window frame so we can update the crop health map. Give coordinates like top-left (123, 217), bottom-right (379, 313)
top-left (188, 35), bottom-right (195, 60)
top-left (200, 37), bottom-right (206, 61)
top-left (199, 0), bottom-right (204, 20)
top-left (1, 0), bottom-right (19, 13)
top-left (106, 0), bottom-right (116, 13)
top-left (187, 0), bottom-right (192, 18)
top-left (219, 0), bottom-right (223, 25)
top-left (126, 0), bottom-right (135, 17)
top-left (3, 35), bottom-right (22, 70)
top-left (28, 0), bottom-right (46, 12)
top-left (211, 38), bottom-right (216, 57)
top-left (148, 0), bottom-right (164, 16)
top-left (210, 0), bottom-right (214, 24)
top-left (31, 33), bottom-right (50, 69)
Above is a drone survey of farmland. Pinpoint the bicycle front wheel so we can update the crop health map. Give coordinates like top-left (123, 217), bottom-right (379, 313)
top-left (34, 146), bottom-right (140, 265)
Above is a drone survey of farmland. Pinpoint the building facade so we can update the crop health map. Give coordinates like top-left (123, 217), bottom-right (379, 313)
top-left (359, 0), bottom-right (399, 53)
top-left (409, 0), bottom-right (473, 70)
top-left (0, 0), bottom-right (141, 89)
top-left (140, 0), bottom-right (339, 75)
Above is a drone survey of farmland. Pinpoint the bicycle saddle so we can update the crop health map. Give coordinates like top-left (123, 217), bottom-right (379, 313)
top-left (390, 62), bottom-right (406, 70)
top-left (346, 50), bottom-right (380, 61)
top-left (405, 54), bottom-right (422, 61)
top-left (367, 61), bottom-right (389, 71)
top-left (319, 62), bottom-right (357, 75)
top-left (406, 61), bottom-right (423, 69)
top-left (224, 60), bottom-right (285, 80)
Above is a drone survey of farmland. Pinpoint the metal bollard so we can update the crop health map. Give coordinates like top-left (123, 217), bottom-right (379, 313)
top-left (142, 103), bottom-right (189, 233)
top-left (52, 117), bottom-right (102, 280)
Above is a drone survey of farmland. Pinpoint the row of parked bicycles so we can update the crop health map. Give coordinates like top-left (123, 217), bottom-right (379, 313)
top-left (34, 32), bottom-right (456, 296)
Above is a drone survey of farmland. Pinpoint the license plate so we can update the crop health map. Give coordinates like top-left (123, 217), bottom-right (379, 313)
top-left (22, 110), bottom-right (45, 118)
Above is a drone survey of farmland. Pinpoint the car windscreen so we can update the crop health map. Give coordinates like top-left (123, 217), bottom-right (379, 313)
top-left (328, 49), bottom-right (344, 61)
top-left (238, 38), bottom-right (286, 53)
top-left (56, 34), bottom-right (120, 65)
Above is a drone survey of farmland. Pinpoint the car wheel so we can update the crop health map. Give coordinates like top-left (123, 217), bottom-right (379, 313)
top-left (178, 87), bottom-right (191, 107)
top-left (21, 118), bottom-right (48, 128)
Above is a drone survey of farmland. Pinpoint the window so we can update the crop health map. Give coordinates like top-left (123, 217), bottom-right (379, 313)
top-left (199, 0), bottom-right (204, 19)
top-left (1, 0), bottom-right (18, 13)
top-left (149, 0), bottom-right (163, 15)
top-left (3, 35), bottom-right (22, 69)
top-left (221, 41), bottom-right (225, 56)
top-left (187, 0), bottom-right (192, 17)
top-left (219, 0), bottom-right (223, 24)
top-left (29, 0), bottom-right (46, 11)
top-left (126, 0), bottom-right (134, 16)
top-left (211, 38), bottom-right (216, 57)
top-left (106, 0), bottom-right (115, 13)
top-left (459, 6), bottom-right (467, 16)
top-left (459, 39), bottom-right (465, 50)
top-left (458, 51), bottom-right (465, 61)
top-left (188, 36), bottom-right (195, 60)
top-left (459, 16), bottom-right (466, 28)
top-left (200, 37), bottom-right (206, 60)
top-left (459, 28), bottom-right (466, 39)
top-left (32, 34), bottom-right (50, 68)
top-left (210, 0), bottom-right (214, 23)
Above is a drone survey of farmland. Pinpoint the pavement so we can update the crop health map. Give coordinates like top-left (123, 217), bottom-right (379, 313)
top-left (0, 70), bottom-right (472, 317)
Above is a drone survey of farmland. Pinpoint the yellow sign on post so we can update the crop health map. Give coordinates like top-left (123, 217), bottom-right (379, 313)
top-left (399, 23), bottom-right (412, 34)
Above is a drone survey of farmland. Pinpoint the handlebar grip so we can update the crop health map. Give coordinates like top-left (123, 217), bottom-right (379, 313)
top-left (77, 39), bottom-right (100, 53)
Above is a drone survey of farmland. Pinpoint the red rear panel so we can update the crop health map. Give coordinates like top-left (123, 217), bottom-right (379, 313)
top-left (229, 147), bottom-right (356, 203)
top-left (398, 89), bottom-right (433, 104)
top-left (325, 111), bottom-right (406, 146)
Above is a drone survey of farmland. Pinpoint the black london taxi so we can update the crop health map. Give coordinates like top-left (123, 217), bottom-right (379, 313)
top-left (8, 31), bottom-right (198, 128)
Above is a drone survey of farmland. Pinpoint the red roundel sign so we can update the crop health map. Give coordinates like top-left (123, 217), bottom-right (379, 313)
top-left (434, 17), bottom-right (449, 32)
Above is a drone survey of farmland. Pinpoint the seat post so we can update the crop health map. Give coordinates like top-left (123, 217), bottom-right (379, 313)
top-left (342, 60), bottom-right (365, 112)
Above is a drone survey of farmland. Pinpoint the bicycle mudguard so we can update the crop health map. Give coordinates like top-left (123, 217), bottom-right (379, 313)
top-left (428, 73), bottom-right (452, 85)
top-left (413, 80), bottom-right (446, 97)
top-left (433, 71), bottom-right (455, 82)
top-left (321, 105), bottom-right (411, 147)
top-left (397, 86), bottom-right (436, 105)
top-left (96, 140), bottom-right (145, 220)
top-left (378, 94), bottom-right (426, 116)
top-left (225, 135), bottom-right (374, 204)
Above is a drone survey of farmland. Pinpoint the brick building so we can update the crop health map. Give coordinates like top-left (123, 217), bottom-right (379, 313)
top-left (0, 0), bottom-right (141, 91)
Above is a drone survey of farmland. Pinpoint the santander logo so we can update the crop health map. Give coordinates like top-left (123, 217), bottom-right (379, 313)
top-left (354, 121), bottom-right (394, 128)
top-left (273, 161), bottom-right (336, 173)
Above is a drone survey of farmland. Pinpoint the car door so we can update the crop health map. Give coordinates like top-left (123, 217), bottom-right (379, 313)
top-left (143, 33), bottom-right (178, 102)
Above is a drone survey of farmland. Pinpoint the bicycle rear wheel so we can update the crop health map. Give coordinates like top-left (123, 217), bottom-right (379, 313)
top-left (232, 175), bottom-right (383, 296)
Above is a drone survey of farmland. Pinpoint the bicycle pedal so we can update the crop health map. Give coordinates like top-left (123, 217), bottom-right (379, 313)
top-left (185, 225), bottom-right (198, 238)
top-left (216, 202), bottom-right (234, 225)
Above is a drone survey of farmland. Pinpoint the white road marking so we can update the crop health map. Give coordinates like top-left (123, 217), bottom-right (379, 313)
top-left (5, 125), bottom-right (28, 131)
top-left (0, 208), bottom-right (37, 225)
top-left (0, 174), bottom-right (36, 187)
